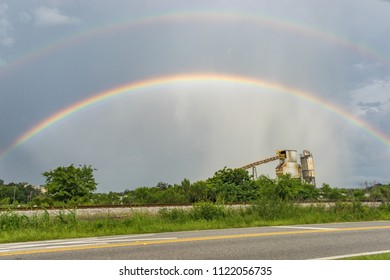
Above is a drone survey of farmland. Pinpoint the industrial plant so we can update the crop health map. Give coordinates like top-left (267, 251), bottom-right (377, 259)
top-left (240, 149), bottom-right (316, 186)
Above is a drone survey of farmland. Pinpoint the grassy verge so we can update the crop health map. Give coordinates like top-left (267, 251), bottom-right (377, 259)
top-left (1, 201), bottom-right (389, 243)
top-left (340, 252), bottom-right (390, 260)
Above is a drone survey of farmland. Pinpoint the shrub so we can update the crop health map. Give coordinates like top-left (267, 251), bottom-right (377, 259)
top-left (0, 211), bottom-right (28, 230)
top-left (190, 202), bottom-right (229, 220)
top-left (159, 208), bottom-right (188, 222)
top-left (250, 197), bottom-right (296, 220)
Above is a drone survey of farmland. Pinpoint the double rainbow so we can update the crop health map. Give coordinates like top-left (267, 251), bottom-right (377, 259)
top-left (1, 73), bottom-right (389, 161)
top-left (1, 10), bottom-right (389, 160)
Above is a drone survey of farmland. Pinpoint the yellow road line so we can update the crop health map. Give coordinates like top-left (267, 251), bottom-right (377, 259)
top-left (0, 225), bottom-right (389, 257)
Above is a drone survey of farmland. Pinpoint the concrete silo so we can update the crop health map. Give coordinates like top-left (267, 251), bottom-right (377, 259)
top-left (300, 150), bottom-right (316, 186)
top-left (275, 150), bottom-right (302, 179)
top-left (240, 149), bottom-right (316, 185)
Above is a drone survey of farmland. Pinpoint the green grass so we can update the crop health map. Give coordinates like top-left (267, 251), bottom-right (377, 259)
top-left (340, 252), bottom-right (390, 260)
top-left (0, 201), bottom-right (389, 243)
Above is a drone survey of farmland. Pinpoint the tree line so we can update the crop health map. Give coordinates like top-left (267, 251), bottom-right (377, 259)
top-left (0, 179), bottom-right (42, 206)
top-left (1, 165), bottom-right (389, 207)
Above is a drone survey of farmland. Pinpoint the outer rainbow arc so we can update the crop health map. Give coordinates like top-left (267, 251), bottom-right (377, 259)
top-left (0, 11), bottom-right (388, 78)
top-left (0, 73), bottom-right (389, 161)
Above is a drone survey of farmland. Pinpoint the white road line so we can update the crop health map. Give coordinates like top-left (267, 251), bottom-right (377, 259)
top-left (0, 241), bottom-right (91, 250)
top-left (0, 243), bottom-right (56, 249)
top-left (0, 236), bottom-right (178, 252)
top-left (14, 238), bottom-right (178, 251)
top-left (46, 244), bottom-right (107, 249)
top-left (45, 238), bottom-right (178, 248)
top-left (274, 226), bottom-right (338, 230)
top-left (97, 234), bottom-right (155, 241)
top-left (314, 249), bottom-right (390, 260)
top-left (109, 237), bottom-right (178, 242)
top-left (43, 241), bottom-right (96, 247)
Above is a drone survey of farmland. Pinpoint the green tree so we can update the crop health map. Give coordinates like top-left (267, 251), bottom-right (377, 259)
top-left (256, 175), bottom-right (277, 198)
top-left (351, 188), bottom-right (366, 201)
top-left (188, 181), bottom-right (210, 202)
top-left (274, 174), bottom-right (303, 201)
top-left (206, 167), bottom-right (253, 203)
top-left (42, 165), bottom-right (97, 204)
top-left (181, 178), bottom-right (191, 203)
top-left (209, 167), bottom-right (251, 186)
top-left (131, 187), bottom-right (158, 204)
top-left (156, 182), bottom-right (170, 190)
top-left (297, 183), bottom-right (320, 201)
top-left (319, 183), bottom-right (345, 201)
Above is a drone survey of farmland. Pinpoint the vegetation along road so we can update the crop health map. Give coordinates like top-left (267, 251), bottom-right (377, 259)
top-left (0, 221), bottom-right (389, 260)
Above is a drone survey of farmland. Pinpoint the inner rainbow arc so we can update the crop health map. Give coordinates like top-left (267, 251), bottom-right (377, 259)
top-left (0, 73), bottom-right (389, 161)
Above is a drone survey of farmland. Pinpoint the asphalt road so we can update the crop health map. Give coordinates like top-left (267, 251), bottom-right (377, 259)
top-left (0, 221), bottom-right (389, 260)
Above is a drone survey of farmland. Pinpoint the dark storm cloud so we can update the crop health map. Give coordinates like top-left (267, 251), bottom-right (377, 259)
top-left (357, 101), bottom-right (383, 110)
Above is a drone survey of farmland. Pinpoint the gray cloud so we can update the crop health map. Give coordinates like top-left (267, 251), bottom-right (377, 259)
top-left (357, 101), bottom-right (383, 110)
top-left (0, 2), bottom-right (12, 65)
top-left (18, 12), bottom-right (32, 23)
top-left (348, 77), bottom-right (390, 115)
top-left (33, 6), bottom-right (81, 26)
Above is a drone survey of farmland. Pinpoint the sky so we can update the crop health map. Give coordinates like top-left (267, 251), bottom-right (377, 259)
top-left (0, 0), bottom-right (389, 192)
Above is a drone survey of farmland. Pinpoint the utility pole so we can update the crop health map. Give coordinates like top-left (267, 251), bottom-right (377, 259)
top-left (13, 185), bottom-right (16, 204)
